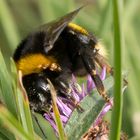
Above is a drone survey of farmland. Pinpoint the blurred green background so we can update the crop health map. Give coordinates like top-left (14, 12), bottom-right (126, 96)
top-left (0, 0), bottom-right (140, 139)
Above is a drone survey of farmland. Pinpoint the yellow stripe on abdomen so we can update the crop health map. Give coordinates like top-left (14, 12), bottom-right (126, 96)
top-left (16, 54), bottom-right (58, 76)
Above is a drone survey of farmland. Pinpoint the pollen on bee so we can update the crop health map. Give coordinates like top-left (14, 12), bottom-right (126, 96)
top-left (16, 53), bottom-right (57, 75)
top-left (91, 70), bottom-right (97, 75)
top-left (50, 63), bottom-right (61, 71)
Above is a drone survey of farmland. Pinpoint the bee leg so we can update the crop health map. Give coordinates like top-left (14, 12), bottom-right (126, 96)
top-left (95, 53), bottom-right (128, 87)
top-left (55, 76), bottom-right (84, 112)
top-left (55, 77), bottom-right (74, 100)
top-left (94, 53), bottom-right (113, 74)
top-left (54, 75), bottom-right (71, 95)
top-left (69, 96), bottom-right (84, 112)
top-left (81, 53), bottom-right (110, 103)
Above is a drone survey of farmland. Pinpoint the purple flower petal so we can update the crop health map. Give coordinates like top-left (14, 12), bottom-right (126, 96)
top-left (72, 74), bottom-right (77, 83)
top-left (44, 66), bottom-right (108, 134)
top-left (81, 83), bottom-right (86, 98)
top-left (100, 67), bottom-right (106, 81)
top-left (94, 99), bottom-right (113, 126)
top-left (44, 113), bottom-right (57, 131)
top-left (87, 75), bottom-right (95, 93)
top-left (57, 98), bottom-right (72, 117)
top-left (51, 113), bottom-right (68, 124)
top-left (59, 97), bottom-right (74, 109)
top-left (71, 89), bottom-right (80, 102)
top-left (60, 115), bottom-right (68, 124)
top-left (87, 67), bottom-right (107, 93)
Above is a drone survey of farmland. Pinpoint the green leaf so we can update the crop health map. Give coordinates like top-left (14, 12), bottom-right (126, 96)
top-left (10, 65), bottom-right (38, 139)
top-left (0, 0), bottom-right (20, 51)
top-left (32, 113), bottom-right (57, 140)
top-left (48, 79), bottom-right (67, 140)
top-left (65, 76), bottom-right (115, 140)
top-left (0, 105), bottom-right (33, 140)
top-left (0, 51), bottom-right (17, 116)
top-left (110, 0), bottom-right (123, 140)
top-left (0, 126), bottom-right (15, 140)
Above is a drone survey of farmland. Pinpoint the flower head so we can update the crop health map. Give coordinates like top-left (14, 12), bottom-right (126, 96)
top-left (44, 67), bottom-right (108, 132)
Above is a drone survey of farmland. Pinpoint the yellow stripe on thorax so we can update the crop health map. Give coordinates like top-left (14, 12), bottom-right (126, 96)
top-left (16, 54), bottom-right (58, 76)
top-left (68, 23), bottom-right (89, 35)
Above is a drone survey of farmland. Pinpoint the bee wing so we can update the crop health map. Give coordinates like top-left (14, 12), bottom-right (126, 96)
top-left (39, 7), bottom-right (83, 52)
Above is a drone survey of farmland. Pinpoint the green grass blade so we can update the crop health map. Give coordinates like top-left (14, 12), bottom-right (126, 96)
top-left (0, 125), bottom-right (15, 140)
top-left (18, 72), bottom-right (34, 136)
top-left (32, 113), bottom-right (57, 140)
top-left (0, 0), bottom-right (20, 51)
top-left (110, 0), bottom-right (123, 140)
top-left (0, 50), bottom-right (17, 115)
top-left (10, 61), bottom-right (39, 139)
top-left (0, 105), bottom-right (33, 140)
top-left (14, 71), bottom-right (37, 139)
top-left (48, 79), bottom-right (67, 140)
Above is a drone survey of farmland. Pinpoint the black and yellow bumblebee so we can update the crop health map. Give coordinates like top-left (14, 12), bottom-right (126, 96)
top-left (13, 7), bottom-right (112, 113)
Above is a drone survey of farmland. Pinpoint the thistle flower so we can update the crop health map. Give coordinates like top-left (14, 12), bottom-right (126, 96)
top-left (82, 120), bottom-right (128, 140)
top-left (44, 67), bottom-right (110, 133)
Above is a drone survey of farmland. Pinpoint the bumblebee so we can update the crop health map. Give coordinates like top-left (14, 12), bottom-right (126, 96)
top-left (13, 8), bottom-right (112, 113)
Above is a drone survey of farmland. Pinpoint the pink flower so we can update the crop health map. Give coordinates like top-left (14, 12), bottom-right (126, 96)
top-left (44, 67), bottom-right (108, 132)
